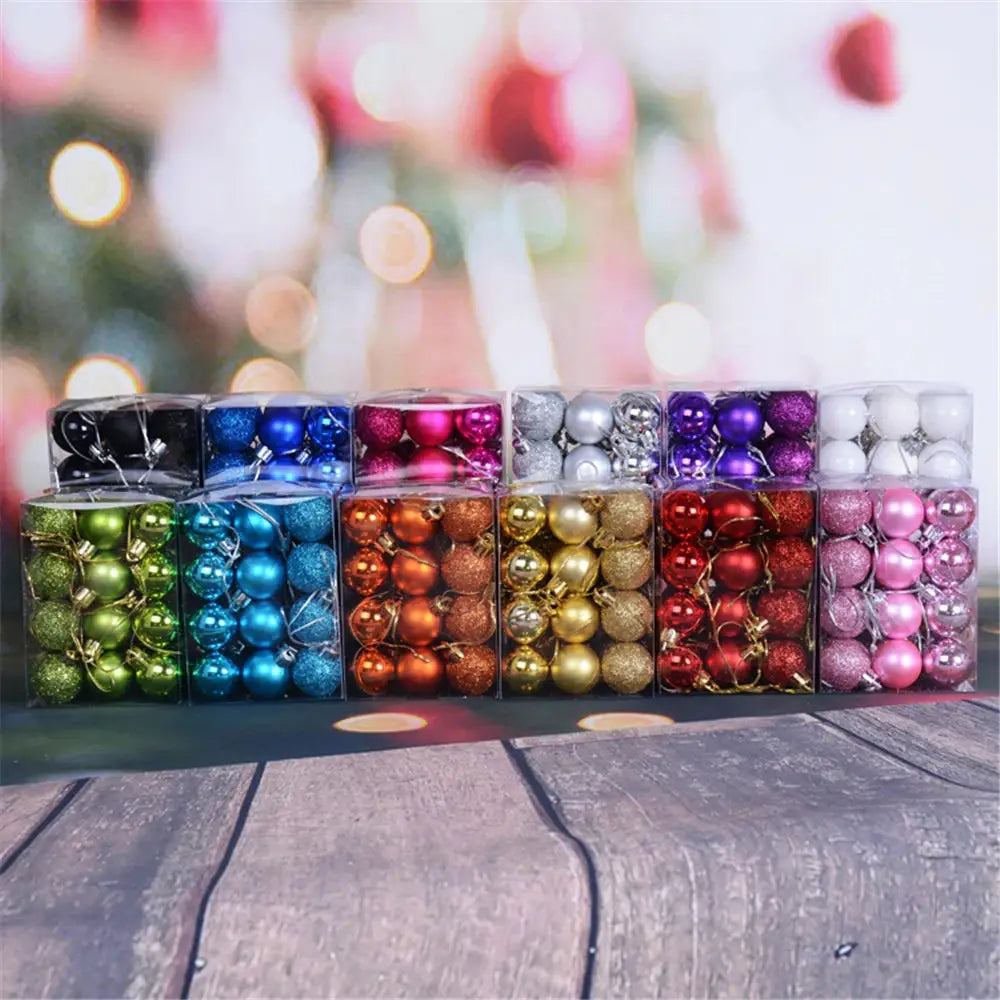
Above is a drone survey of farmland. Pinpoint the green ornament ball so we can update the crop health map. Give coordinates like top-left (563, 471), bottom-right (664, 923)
top-left (83, 605), bottom-right (132, 649)
top-left (133, 602), bottom-right (179, 647)
top-left (83, 553), bottom-right (132, 602)
top-left (31, 653), bottom-right (83, 705)
top-left (130, 503), bottom-right (175, 547)
top-left (88, 651), bottom-right (132, 699)
top-left (23, 504), bottom-right (77, 539)
top-left (135, 654), bottom-right (180, 699)
top-left (133, 551), bottom-right (177, 598)
top-left (26, 550), bottom-right (76, 599)
top-left (29, 600), bottom-right (80, 651)
top-left (78, 508), bottom-right (127, 551)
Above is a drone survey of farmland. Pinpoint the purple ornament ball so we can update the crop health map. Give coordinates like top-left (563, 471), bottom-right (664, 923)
top-left (715, 395), bottom-right (765, 445)
top-left (820, 537), bottom-right (872, 588)
top-left (669, 438), bottom-right (715, 478)
top-left (820, 490), bottom-right (873, 536)
top-left (765, 391), bottom-right (817, 437)
top-left (714, 446), bottom-right (765, 480)
top-left (763, 436), bottom-right (814, 478)
top-left (357, 405), bottom-right (404, 450)
top-left (455, 404), bottom-right (501, 446)
top-left (667, 393), bottom-right (715, 441)
top-left (820, 638), bottom-right (871, 691)
top-left (922, 640), bottom-right (975, 689)
top-left (820, 588), bottom-right (868, 639)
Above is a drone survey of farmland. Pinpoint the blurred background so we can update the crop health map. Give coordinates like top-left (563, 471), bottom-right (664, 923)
top-left (0, 0), bottom-right (997, 574)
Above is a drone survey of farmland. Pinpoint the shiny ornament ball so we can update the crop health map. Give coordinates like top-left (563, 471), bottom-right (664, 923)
top-left (131, 503), bottom-right (175, 547)
top-left (502, 646), bottom-right (549, 695)
top-left (924, 489), bottom-right (976, 535)
top-left (134, 601), bottom-right (180, 647)
top-left (500, 495), bottom-right (547, 542)
top-left (512, 439), bottom-right (564, 481)
top-left (345, 547), bottom-right (389, 596)
top-left (601, 544), bottom-right (653, 590)
top-left (133, 550), bottom-right (177, 598)
top-left (657, 646), bottom-right (705, 690)
top-left (397, 648), bottom-right (445, 695)
top-left (242, 650), bottom-right (290, 699)
top-left (191, 603), bottom-right (238, 650)
top-left (867, 440), bottom-right (915, 477)
top-left (716, 396), bottom-right (764, 444)
top-left (867, 387), bottom-right (918, 439)
top-left (600, 491), bottom-right (652, 541)
top-left (284, 497), bottom-right (332, 543)
top-left (444, 595), bottom-right (496, 644)
top-left (239, 600), bottom-right (286, 648)
top-left (52, 409), bottom-right (101, 457)
top-left (601, 643), bottom-right (654, 695)
top-left (711, 591), bottom-right (751, 636)
top-left (709, 491), bottom-right (759, 540)
top-left (563, 444), bottom-right (612, 482)
top-left (874, 591), bottom-right (922, 639)
top-left (872, 638), bottom-right (922, 690)
top-left (441, 543), bottom-right (493, 594)
top-left (56, 455), bottom-right (102, 485)
top-left (661, 490), bottom-right (709, 539)
top-left (409, 446), bottom-right (456, 482)
top-left (503, 595), bottom-right (550, 643)
top-left (286, 542), bottom-right (337, 593)
top-left (133, 653), bottom-right (180, 698)
top-left (29, 600), bottom-right (79, 651)
top-left (185, 552), bottom-right (233, 600)
top-left (193, 652), bottom-right (239, 700)
top-left (551, 643), bottom-right (601, 694)
top-left (182, 503), bottom-right (231, 548)
top-left (549, 544), bottom-right (600, 593)
top-left (293, 649), bottom-right (342, 698)
top-left (397, 596), bottom-right (443, 646)
top-left (762, 436), bottom-right (815, 478)
top-left (353, 647), bottom-right (395, 695)
top-left (455, 404), bottom-right (501, 446)
top-left (925, 588), bottom-right (974, 637)
top-left (612, 391), bottom-right (661, 437)
top-left (820, 638), bottom-right (871, 691)
top-left (756, 588), bottom-right (808, 638)
top-left (550, 595), bottom-right (600, 643)
top-left (820, 588), bottom-right (867, 639)
top-left (818, 393), bottom-right (868, 440)
top-left (875, 488), bottom-right (924, 539)
top-left (820, 490), bottom-right (873, 536)
top-left (760, 490), bottom-right (815, 538)
top-left (23, 504), bottom-right (77, 539)
top-left (765, 392), bottom-right (816, 437)
top-left (461, 443), bottom-right (503, 481)
top-left (919, 392), bottom-right (971, 441)
top-left (31, 653), bottom-right (83, 704)
top-left (767, 537), bottom-right (815, 589)
top-left (27, 550), bottom-right (75, 600)
top-left (233, 505), bottom-right (281, 550)
top-left (357, 405), bottom-right (405, 450)
top-left (358, 450), bottom-right (406, 482)
top-left (714, 447), bottom-right (765, 480)
top-left (343, 499), bottom-right (389, 545)
top-left (89, 650), bottom-right (132, 699)
top-left (713, 546), bottom-right (765, 591)
top-left (236, 551), bottom-right (286, 600)
top-left (82, 605), bottom-right (130, 649)
top-left (657, 591), bottom-right (705, 638)
top-left (288, 595), bottom-right (337, 645)
top-left (207, 407), bottom-right (258, 453)
top-left (548, 496), bottom-right (598, 544)
top-left (706, 641), bottom-right (753, 686)
top-left (442, 497), bottom-right (493, 542)
top-left (923, 537), bottom-right (974, 588)
top-left (257, 407), bottom-right (305, 455)
top-left (305, 406), bottom-right (350, 451)
top-left (564, 392), bottom-right (613, 444)
top-left (601, 590), bottom-right (652, 642)
top-left (260, 456), bottom-right (304, 484)
top-left (502, 544), bottom-right (548, 590)
top-left (922, 640), bottom-right (974, 689)
top-left (446, 645), bottom-right (496, 696)
top-left (392, 545), bottom-right (440, 596)
top-left (669, 438), bottom-right (715, 478)
top-left (390, 500), bottom-right (438, 545)
top-left (668, 392), bottom-right (714, 441)
top-left (818, 439), bottom-right (867, 476)
top-left (78, 508), bottom-right (127, 550)
top-left (661, 541), bottom-right (709, 589)
top-left (309, 453), bottom-right (351, 484)
top-left (762, 640), bottom-right (809, 688)
top-left (405, 407), bottom-right (454, 447)
top-left (512, 391), bottom-right (566, 441)
top-left (820, 538), bottom-right (872, 589)
top-left (349, 596), bottom-right (395, 645)
top-left (874, 538), bottom-right (923, 590)
top-left (917, 440), bottom-right (969, 480)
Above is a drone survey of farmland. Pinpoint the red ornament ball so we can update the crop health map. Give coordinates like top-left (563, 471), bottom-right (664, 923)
top-left (657, 647), bottom-right (705, 690)
top-left (756, 588), bottom-right (809, 639)
top-left (766, 537), bottom-right (815, 589)
top-left (713, 545), bottom-right (764, 592)
top-left (711, 591), bottom-right (751, 636)
top-left (661, 490), bottom-right (709, 539)
top-left (661, 541), bottom-right (709, 589)
top-left (709, 490), bottom-right (759, 540)
top-left (762, 640), bottom-right (809, 688)
top-left (656, 592), bottom-right (706, 639)
top-left (830, 14), bottom-right (900, 106)
top-left (706, 641), bottom-right (753, 686)
top-left (761, 490), bottom-right (815, 538)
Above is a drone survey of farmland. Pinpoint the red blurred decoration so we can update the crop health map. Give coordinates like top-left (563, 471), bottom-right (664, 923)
top-left (756, 588), bottom-right (808, 638)
top-left (656, 592), bottom-right (705, 638)
top-left (706, 641), bottom-right (753, 685)
top-left (830, 14), bottom-right (901, 106)
top-left (711, 591), bottom-right (751, 636)
top-left (709, 490), bottom-right (759, 540)
top-left (713, 545), bottom-right (764, 591)
top-left (761, 490), bottom-right (815, 538)
top-left (657, 647), bottom-right (705, 690)
top-left (136, 0), bottom-right (217, 63)
top-left (661, 540), bottom-right (709, 589)
top-left (766, 537), bottom-right (816, 589)
top-left (661, 490), bottom-right (709, 539)
top-left (761, 640), bottom-right (809, 688)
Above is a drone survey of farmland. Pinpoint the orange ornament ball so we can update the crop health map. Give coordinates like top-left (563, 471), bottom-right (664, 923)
top-left (444, 594), bottom-right (496, 644)
top-left (348, 596), bottom-right (395, 645)
top-left (441, 543), bottom-right (493, 594)
top-left (390, 500), bottom-right (438, 545)
top-left (446, 645), bottom-right (497, 696)
top-left (345, 547), bottom-right (389, 596)
top-left (343, 499), bottom-right (389, 544)
top-left (397, 647), bottom-right (445, 695)
top-left (353, 647), bottom-right (395, 695)
top-left (396, 596), bottom-right (443, 645)
top-left (441, 497), bottom-right (493, 542)
top-left (391, 546), bottom-right (440, 596)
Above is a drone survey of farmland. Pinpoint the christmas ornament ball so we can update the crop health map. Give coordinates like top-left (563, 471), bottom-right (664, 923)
top-left (766, 537), bottom-right (815, 589)
top-left (30, 600), bottom-right (80, 651)
top-left (550, 595), bottom-right (600, 643)
top-left (512, 391), bottom-right (565, 441)
top-left (190, 602), bottom-right (238, 650)
top-left (83, 605), bottom-right (131, 649)
top-left (345, 547), bottom-right (389, 596)
top-left (547, 496), bottom-right (598, 545)
top-left (512, 439), bottom-right (564, 481)
top-left (705, 641), bottom-right (753, 686)
top-left (600, 544), bottom-right (653, 590)
top-left (441, 544), bottom-right (492, 594)
top-left (207, 407), bottom-right (258, 453)
top-left (134, 654), bottom-right (180, 699)
top-left (444, 595), bottom-right (496, 644)
top-left (819, 638), bottom-right (871, 691)
top-left (396, 648), bottom-right (445, 695)
top-left (601, 642), bottom-right (654, 694)
top-left (445, 645), bottom-right (497, 696)
top-left (600, 491), bottom-right (652, 541)
top-left (257, 407), bottom-right (306, 455)
top-left (284, 497), bottom-right (333, 543)
top-left (31, 653), bottom-right (83, 704)
top-left (502, 544), bottom-right (548, 590)
top-left (819, 588), bottom-right (867, 639)
top-left (820, 537), bottom-right (872, 589)
top-left (88, 651), bottom-right (132, 699)
top-left (78, 508), bottom-right (127, 550)
top-left (502, 646), bottom-right (549, 695)
top-left (348, 596), bottom-right (394, 645)
top-left (755, 589), bottom-right (808, 638)
top-left (235, 550), bottom-right (286, 599)
top-left (819, 490), bottom-right (873, 536)
top-left (131, 503), bottom-right (175, 546)
top-left (661, 490), bottom-right (709, 539)
top-left (391, 545), bottom-right (440, 596)
top-left (242, 650), bottom-right (290, 699)
top-left (550, 643), bottom-right (601, 694)
top-left (288, 596), bottom-right (336, 644)
top-left (353, 647), bottom-right (395, 695)
top-left (24, 504), bottom-right (77, 539)
top-left (26, 550), bottom-right (76, 600)
top-left (657, 646), bottom-right (704, 690)
top-left (182, 503), bottom-right (231, 548)
top-left (762, 640), bottom-right (809, 688)
top-left (390, 500), bottom-right (438, 545)
top-left (564, 392), bottom-right (613, 444)
top-left (193, 652), bottom-right (240, 700)
top-left (238, 600), bottom-right (286, 648)
top-left (503, 595), bottom-right (549, 644)
top-left (500, 495), bottom-right (547, 542)
top-left (761, 490), bottom-right (815, 537)
top-left (133, 601), bottom-right (180, 647)
top-left (342, 498), bottom-right (389, 544)
top-left (396, 596), bottom-right (443, 646)
top-left (441, 497), bottom-right (493, 542)
top-left (232, 505), bottom-right (281, 549)
top-left (185, 551), bottom-right (233, 600)
top-left (133, 550), bottom-right (178, 598)
top-left (657, 591), bottom-right (705, 638)
top-left (286, 542), bottom-right (337, 593)
top-left (549, 545), bottom-right (600, 593)
top-left (765, 391), bottom-right (816, 437)
top-left (713, 545), bottom-right (765, 591)
top-left (709, 491), bottom-right (759, 540)
top-left (293, 649), bottom-right (343, 698)
top-left (600, 590), bottom-right (652, 642)
top-left (661, 540), bottom-right (709, 589)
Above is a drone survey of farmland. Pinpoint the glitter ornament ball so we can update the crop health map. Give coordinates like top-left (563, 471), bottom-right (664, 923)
top-left (820, 588), bottom-right (867, 639)
top-left (233, 506), bottom-right (281, 549)
top-left (239, 600), bottom-right (286, 648)
top-left (760, 490), bottom-right (814, 537)
top-left (359, 450), bottom-right (406, 482)
top-left (513, 440), bottom-right (564, 481)
top-left (445, 645), bottom-right (496, 696)
top-left (444, 595), bottom-right (496, 644)
top-left (441, 498), bottom-right (493, 542)
top-left (923, 537), bottom-right (974, 588)
top-left (293, 649), bottom-right (342, 698)
top-left (356, 405), bottom-right (405, 450)
top-left (600, 544), bottom-right (653, 590)
top-left (190, 603), bottom-right (238, 650)
top-left (755, 589), bottom-right (808, 638)
top-left (235, 551), bottom-right (286, 600)
top-left (601, 643), bottom-right (654, 695)
top-left (922, 640), bottom-right (974, 689)
top-left (286, 542), bottom-right (337, 593)
top-left (193, 652), bottom-right (240, 700)
top-left (27, 551), bottom-right (76, 600)
top-left (353, 648), bottom-right (395, 695)
top-left (600, 492), bottom-right (652, 541)
top-left (819, 638), bottom-right (871, 691)
top-left (820, 538), bottom-right (872, 589)
top-left (761, 641), bottom-right (809, 688)
top-left (820, 490), bottom-right (873, 536)
top-left (242, 650), bottom-right (290, 699)
top-left (78, 508), bottom-right (127, 550)
top-left (344, 548), bottom-right (389, 596)
top-left (512, 392), bottom-right (566, 441)
top-left (924, 489), bottom-right (976, 535)
top-left (872, 638), bottom-right (922, 690)
top-left (767, 537), bottom-right (815, 589)
top-left (392, 546), bottom-right (440, 596)
top-left (875, 488), bottom-right (924, 539)
top-left (503, 646), bottom-right (549, 694)
top-left (24, 505), bottom-right (77, 539)
top-left (288, 596), bottom-right (337, 644)
top-left (31, 653), bottom-right (83, 704)
top-left (29, 600), bottom-right (79, 651)
top-left (765, 392), bottom-right (816, 437)
top-left (661, 491), bottom-right (709, 539)
top-left (551, 642), bottom-right (601, 694)
top-left (874, 538), bottom-right (923, 590)
top-left (206, 453), bottom-right (251, 483)
top-left (441, 544), bottom-right (492, 594)
top-left (396, 648), bottom-right (445, 695)
top-left (762, 437), bottom-right (814, 479)
top-left (601, 590), bottom-right (653, 642)
top-left (207, 407), bottom-right (258, 453)
top-left (282, 497), bottom-right (332, 543)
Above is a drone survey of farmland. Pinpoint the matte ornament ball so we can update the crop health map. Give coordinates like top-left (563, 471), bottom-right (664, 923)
top-left (190, 603), bottom-right (238, 650)
top-left (820, 638), bottom-right (871, 691)
top-left (564, 392), bottom-right (613, 444)
top-left (390, 500), bottom-right (438, 545)
top-left (131, 503), bottom-right (175, 547)
top-left (353, 647), bottom-right (395, 695)
top-left (548, 496), bottom-right (598, 544)
top-left (258, 407), bottom-right (305, 455)
top-left (818, 439), bottom-right (867, 476)
top-left (286, 542), bottom-right (337, 593)
top-left (716, 396), bottom-right (764, 445)
top-left (193, 652), bottom-right (239, 700)
top-left (405, 408), bottom-right (454, 447)
top-left (712, 546), bottom-right (764, 592)
top-left (601, 643), bottom-right (654, 695)
top-left (288, 596), bottom-right (337, 645)
top-left (133, 551), bottom-right (177, 598)
top-left (30, 600), bottom-right (79, 651)
top-left (705, 641), bottom-right (753, 685)
top-left (357, 405), bottom-right (405, 450)
top-left (922, 640), bottom-right (974, 689)
top-left (134, 602), bottom-right (179, 647)
top-left (239, 600), bottom-right (286, 648)
top-left (923, 538), bottom-right (974, 588)
top-left (502, 647), bottom-right (548, 695)
top-left (396, 648), bottom-right (445, 695)
top-left (78, 508), bottom-right (127, 550)
top-left (207, 407), bottom-right (258, 453)
top-left (27, 551), bottom-right (76, 600)
top-left (875, 488), bottom-right (924, 539)
top-left (551, 643), bottom-right (601, 694)
top-left (874, 538), bottom-right (923, 590)
top-left (242, 650), bottom-right (290, 699)
top-left (549, 545), bottom-right (600, 594)
top-left (874, 592), bottom-right (922, 639)
top-left (714, 447), bottom-right (765, 480)
top-left (23, 504), bottom-right (77, 539)
top-left (661, 541), bottom-right (709, 589)
top-left (293, 649), bottom-right (342, 698)
top-left (233, 505), bottom-right (281, 549)
top-left (512, 392), bottom-right (565, 441)
top-left (550, 595), bottom-right (600, 643)
top-left (396, 596), bottom-right (443, 646)
top-left (668, 393), bottom-right (714, 441)
top-left (710, 491), bottom-right (759, 540)
top-left (924, 490), bottom-right (975, 535)
top-left (344, 547), bottom-right (389, 596)
top-left (31, 653), bottom-right (83, 704)
top-left (89, 651), bottom-right (132, 699)
top-left (819, 490), bottom-right (872, 536)
top-left (185, 552), bottom-right (233, 600)
top-left (408, 447), bottom-right (455, 483)
top-left (56, 455), bottom-right (103, 485)
top-left (83, 605), bottom-right (131, 649)
top-left (711, 591), bottom-right (751, 635)
top-left (83, 554), bottom-right (131, 602)
top-left (446, 645), bottom-right (496, 696)
top-left (236, 551), bottom-right (286, 599)
top-left (765, 392), bottom-right (816, 437)
top-left (872, 638), bottom-right (922, 690)
top-left (182, 503), bottom-right (232, 548)
top-left (562, 445), bottom-right (612, 482)
top-left (391, 545), bottom-right (440, 595)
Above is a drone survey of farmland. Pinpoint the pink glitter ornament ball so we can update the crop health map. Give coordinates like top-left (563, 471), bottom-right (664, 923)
top-left (922, 640), bottom-right (974, 688)
top-left (820, 588), bottom-right (868, 639)
top-left (872, 638), bottom-right (922, 690)
top-left (874, 538), bottom-right (922, 590)
top-left (359, 450), bottom-right (405, 482)
top-left (924, 489), bottom-right (975, 535)
top-left (455, 404), bottom-right (502, 446)
top-left (820, 490), bottom-right (873, 536)
top-left (923, 537), bottom-right (974, 588)
top-left (357, 406), bottom-right (404, 450)
top-left (409, 446), bottom-right (456, 482)
top-left (405, 408), bottom-right (455, 447)
top-left (820, 537), bottom-right (872, 588)
top-left (875, 488), bottom-right (924, 539)
top-left (820, 638), bottom-right (871, 691)
top-left (874, 591), bottom-right (922, 638)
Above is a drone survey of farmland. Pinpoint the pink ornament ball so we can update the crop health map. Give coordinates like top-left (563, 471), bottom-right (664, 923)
top-left (923, 537), bottom-right (974, 588)
top-left (820, 489), bottom-right (873, 536)
top-left (925, 588), bottom-right (974, 636)
top-left (357, 405), bottom-right (404, 450)
top-left (874, 538), bottom-right (922, 590)
top-left (924, 489), bottom-right (975, 535)
top-left (820, 588), bottom-right (868, 639)
top-left (922, 640), bottom-right (975, 689)
top-left (874, 591), bottom-right (922, 639)
top-left (405, 408), bottom-right (455, 447)
top-left (409, 446), bottom-right (456, 482)
top-left (820, 638), bottom-right (871, 691)
top-left (820, 537), bottom-right (872, 588)
top-left (358, 450), bottom-right (405, 483)
top-left (460, 444), bottom-right (502, 481)
top-left (872, 638), bottom-right (922, 690)
top-left (875, 487), bottom-right (924, 539)
top-left (455, 404), bottom-right (502, 446)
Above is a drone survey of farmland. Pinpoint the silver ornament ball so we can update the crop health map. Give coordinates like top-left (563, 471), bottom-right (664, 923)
top-left (512, 391), bottom-right (566, 442)
top-left (563, 445), bottom-right (613, 483)
top-left (612, 392), bottom-right (661, 439)
top-left (564, 392), bottom-right (614, 444)
top-left (512, 439), bottom-right (565, 482)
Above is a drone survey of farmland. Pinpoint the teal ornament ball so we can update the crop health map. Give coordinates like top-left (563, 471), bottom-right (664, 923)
top-left (27, 550), bottom-right (76, 599)
top-left (88, 651), bottom-right (132, 699)
top-left (24, 505), bottom-right (77, 539)
top-left (233, 505), bottom-right (281, 549)
top-left (235, 551), bottom-right (285, 600)
top-left (192, 652), bottom-right (239, 700)
top-left (135, 654), bottom-right (180, 699)
top-left (239, 600), bottom-right (286, 648)
top-left (285, 497), bottom-right (333, 543)
top-left (286, 542), bottom-right (337, 593)
top-left (190, 603), bottom-right (238, 650)
top-left (182, 503), bottom-right (232, 548)
top-left (242, 650), bottom-right (290, 699)
top-left (293, 649), bottom-right (342, 698)
top-left (133, 550), bottom-right (177, 598)
top-left (78, 508), bottom-right (127, 550)
top-left (185, 552), bottom-right (233, 600)
top-left (30, 600), bottom-right (80, 651)
top-left (288, 595), bottom-right (337, 645)
top-left (83, 553), bottom-right (132, 602)
top-left (31, 653), bottom-right (83, 704)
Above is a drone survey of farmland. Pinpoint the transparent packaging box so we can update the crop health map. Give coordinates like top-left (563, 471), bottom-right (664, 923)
top-left (178, 483), bottom-right (344, 702)
top-left (509, 387), bottom-right (662, 484)
top-left (49, 394), bottom-right (202, 489)
top-left (498, 483), bottom-right (657, 697)
top-left (202, 393), bottom-right (352, 487)
top-left (817, 481), bottom-right (977, 692)
top-left (22, 489), bottom-right (183, 705)
top-left (817, 382), bottom-right (972, 481)
top-left (353, 389), bottom-right (503, 487)
top-left (656, 479), bottom-right (818, 693)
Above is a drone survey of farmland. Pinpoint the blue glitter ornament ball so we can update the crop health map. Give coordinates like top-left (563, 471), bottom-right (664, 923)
top-left (185, 552), bottom-right (233, 600)
top-left (235, 551), bottom-right (286, 599)
top-left (207, 407), bottom-right (258, 453)
top-left (305, 406), bottom-right (350, 453)
top-left (190, 603), bottom-right (238, 650)
top-left (292, 649), bottom-right (342, 698)
top-left (257, 407), bottom-right (305, 455)
top-left (206, 451), bottom-right (251, 483)
top-left (182, 503), bottom-right (232, 548)
top-left (308, 453), bottom-right (351, 484)
top-left (238, 600), bottom-right (286, 647)
top-left (285, 497), bottom-right (333, 543)
top-left (242, 650), bottom-right (290, 699)
top-left (287, 595), bottom-right (337, 645)
top-left (193, 652), bottom-right (240, 700)
top-left (233, 504), bottom-right (281, 549)
top-left (286, 542), bottom-right (337, 592)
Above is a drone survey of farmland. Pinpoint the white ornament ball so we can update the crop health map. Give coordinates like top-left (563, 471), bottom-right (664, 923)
top-left (564, 392), bottom-right (614, 444)
top-left (919, 392), bottom-right (972, 442)
top-left (918, 440), bottom-right (970, 480)
top-left (819, 394), bottom-right (868, 440)
top-left (867, 440), bottom-right (917, 476)
top-left (867, 387), bottom-right (919, 439)
top-left (563, 445), bottom-right (612, 482)
top-left (818, 439), bottom-right (867, 476)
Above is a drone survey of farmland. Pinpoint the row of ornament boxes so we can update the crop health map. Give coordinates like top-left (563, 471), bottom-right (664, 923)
top-left (47, 382), bottom-right (974, 491)
top-left (20, 479), bottom-right (979, 706)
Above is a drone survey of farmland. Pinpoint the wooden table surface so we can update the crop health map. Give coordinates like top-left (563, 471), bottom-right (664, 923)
top-left (1, 697), bottom-right (996, 999)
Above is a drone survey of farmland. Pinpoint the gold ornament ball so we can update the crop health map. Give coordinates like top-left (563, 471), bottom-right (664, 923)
top-left (547, 496), bottom-right (598, 545)
top-left (500, 495), bottom-right (546, 542)
top-left (502, 544), bottom-right (548, 590)
top-left (600, 544), bottom-right (653, 590)
top-left (549, 545), bottom-right (599, 594)
top-left (502, 595), bottom-right (549, 644)
top-left (600, 590), bottom-right (653, 642)
top-left (550, 643), bottom-right (601, 695)
top-left (550, 595), bottom-right (600, 643)
top-left (600, 491), bottom-right (652, 541)
top-left (601, 642), bottom-right (654, 695)
top-left (502, 646), bottom-right (549, 695)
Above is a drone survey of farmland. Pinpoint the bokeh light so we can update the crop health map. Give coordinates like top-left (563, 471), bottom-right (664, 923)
top-left (1, 355), bottom-right (51, 414)
top-left (577, 712), bottom-right (675, 732)
top-left (644, 302), bottom-right (713, 376)
top-left (359, 205), bottom-right (433, 284)
top-left (352, 41), bottom-right (408, 123)
top-left (1, 0), bottom-right (91, 98)
top-left (64, 355), bottom-right (142, 398)
top-left (48, 141), bottom-right (130, 228)
top-left (230, 357), bottom-right (303, 393)
top-left (333, 713), bottom-right (428, 734)
top-left (518, 1), bottom-right (584, 75)
top-left (506, 168), bottom-right (568, 254)
top-left (12, 425), bottom-right (51, 499)
top-left (245, 275), bottom-right (318, 355)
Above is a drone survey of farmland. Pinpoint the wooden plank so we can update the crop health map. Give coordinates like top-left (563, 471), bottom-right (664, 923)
top-left (0, 764), bottom-right (255, 1000)
top-left (969, 696), bottom-right (999, 712)
top-left (817, 701), bottom-right (999, 791)
top-left (519, 709), bottom-right (999, 999)
top-left (189, 743), bottom-right (590, 999)
top-left (0, 781), bottom-right (73, 870)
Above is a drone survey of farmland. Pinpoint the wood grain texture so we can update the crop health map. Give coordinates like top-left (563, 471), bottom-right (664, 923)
top-left (189, 742), bottom-right (590, 999)
top-left (817, 701), bottom-right (999, 791)
top-left (0, 765), bottom-right (255, 1000)
top-left (969, 696), bottom-right (999, 712)
top-left (0, 781), bottom-right (71, 869)
top-left (520, 706), bottom-right (999, 999)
